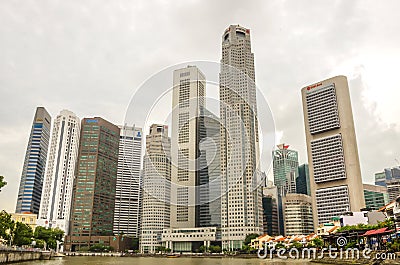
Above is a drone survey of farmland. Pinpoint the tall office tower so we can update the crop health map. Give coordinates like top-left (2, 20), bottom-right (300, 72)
top-left (220, 25), bottom-right (263, 250)
top-left (272, 144), bottom-right (299, 235)
top-left (68, 118), bottom-right (119, 249)
top-left (16, 107), bottom-right (51, 214)
top-left (283, 194), bottom-right (314, 236)
top-left (363, 184), bottom-right (389, 211)
top-left (296, 164), bottom-right (311, 196)
top-left (140, 124), bottom-right (171, 253)
top-left (387, 180), bottom-right (400, 201)
top-left (374, 166), bottom-right (400, 200)
top-left (301, 76), bottom-right (365, 228)
top-left (273, 144), bottom-right (299, 193)
top-left (37, 110), bottom-right (80, 234)
top-left (113, 125), bottom-right (143, 238)
top-left (170, 65), bottom-right (207, 229)
top-left (203, 114), bottom-right (221, 227)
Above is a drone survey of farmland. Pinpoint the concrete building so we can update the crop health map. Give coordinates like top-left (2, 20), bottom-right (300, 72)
top-left (219, 25), bottom-right (263, 250)
top-left (67, 117), bottom-right (120, 251)
top-left (113, 125), bottom-right (143, 238)
top-left (140, 124), bottom-right (171, 253)
top-left (363, 184), bottom-right (389, 211)
top-left (16, 107), bottom-right (51, 214)
top-left (170, 65), bottom-right (208, 229)
top-left (10, 213), bottom-right (37, 231)
top-left (37, 110), bottom-right (80, 235)
top-left (283, 193), bottom-right (314, 236)
top-left (301, 76), bottom-right (365, 228)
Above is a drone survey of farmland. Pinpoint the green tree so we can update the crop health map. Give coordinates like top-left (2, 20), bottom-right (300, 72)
top-left (34, 226), bottom-right (64, 250)
top-left (13, 222), bottom-right (33, 246)
top-left (244, 233), bottom-right (259, 245)
top-left (311, 238), bottom-right (323, 248)
top-left (0, 210), bottom-right (14, 242)
top-left (0, 176), bottom-right (6, 192)
top-left (290, 241), bottom-right (303, 249)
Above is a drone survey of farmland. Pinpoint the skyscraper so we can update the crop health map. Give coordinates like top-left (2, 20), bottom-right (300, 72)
top-left (170, 65), bottom-right (207, 229)
top-left (273, 144), bottom-right (299, 194)
top-left (301, 76), bottom-right (365, 228)
top-left (113, 125), bottom-right (143, 238)
top-left (140, 124), bottom-right (171, 253)
top-left (296, 164), bottom-right (311, 196)
top-left (219, 25), bottom-right (263, 250)
top-left (272, 144), bottom-right (299, 235)
top-left (37, 110), bottom-right (80, 235)
top-left (16, 107), bottom-right (51, 214)
top-left (68, 117), bottom-right (119, 251)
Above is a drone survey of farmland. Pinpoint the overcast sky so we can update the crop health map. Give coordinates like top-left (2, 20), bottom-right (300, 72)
top-left (1, 0), bottom-right (400, 212)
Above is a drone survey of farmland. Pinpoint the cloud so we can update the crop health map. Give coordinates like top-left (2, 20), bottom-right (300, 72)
top-left (1, 0), bottom-right (400, 211)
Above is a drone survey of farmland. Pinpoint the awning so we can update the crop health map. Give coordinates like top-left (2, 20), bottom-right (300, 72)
top-left (362, 228), bottom-right (390, 236)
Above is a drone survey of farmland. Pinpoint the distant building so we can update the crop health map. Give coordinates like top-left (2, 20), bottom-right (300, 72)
top-left (283, 193), bottom-right (314, 236)
top-left (296, 164), bottom-right (311, 196)
top-left (374, 166), bottom-right (400, 200)
top-left (140, 124), bottom-right (171, 253)
top-left (37, 110), bottom-right (80, 235)
top-left (340, 212), bottom-right (368, 227)
top-left (262, 184), bottom-right (279, 236)
top-left (363, 184), bottom-right (389, 211)
top-left (10, 213), bottom-right (37, 231)
top-left (67, 117), bottom-right (120, 251)
top-left (113, 125), bottom-right (143, 238)
top-left (16, 107), bottom-right (51, 214)
top-left (273, 144), bottom-right (299, 193)
top-left (272, 144), bottom-right (299, 235)
top-left (301, 76), bottom-right (365, 228)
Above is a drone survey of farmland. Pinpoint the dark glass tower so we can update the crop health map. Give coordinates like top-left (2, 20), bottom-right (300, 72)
top-left (16, 107), bottom-right (51, 214)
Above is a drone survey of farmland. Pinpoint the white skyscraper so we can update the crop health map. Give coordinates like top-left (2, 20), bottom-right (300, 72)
top-left (140, 124), bottom-right (171, 253)
top-left (37, 110), bottom-right (80, 235)
top-left (113, 125), bottom-right (143, 237)
top-left (301, 76), bottom-right (365, 228)
top-left (220, 25), bottom-right (263, 250)
top-left (170, 65), bottom-right (207, 229)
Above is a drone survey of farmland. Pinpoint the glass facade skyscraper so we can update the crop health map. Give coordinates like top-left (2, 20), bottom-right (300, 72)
top-left (16, 107), bottom-right (51, 214)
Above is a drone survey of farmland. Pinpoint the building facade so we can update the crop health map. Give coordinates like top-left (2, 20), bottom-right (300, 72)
top-left (219, 24), bottom-right (263, 250)
top-left (301, 76), bottom-right (365, 228)
top-left (363, 184), bottom-right (389, 211)
top-left (140, 124), bottom-right (171, 253)
top-left (68, 117), bottom-right (119, 251)
top-left (283, 193), bottom-right (314, 236)
top-left (113, 125), bottom-right (143, 238)
top-left (170, 65), bottom-right (208, 229)
top-left (37, 110), bottom-right (80, 235)
top-left (262, 184), bottom-right (279, 236)
top-left (16, 107), bottom-right (51, 214)
top-left (296, 164), bottom-right (311, 196)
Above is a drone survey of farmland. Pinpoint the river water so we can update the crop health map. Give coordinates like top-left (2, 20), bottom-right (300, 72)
top-left (27, 256), bottom-right (326, 265)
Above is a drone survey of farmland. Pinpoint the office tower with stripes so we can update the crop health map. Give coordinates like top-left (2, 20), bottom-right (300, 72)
top-left (140, 124), bottom-right (171, 253)
top-left (113, 125), bottom-right (143, 237)
top-left (16, 107), bottom-right (51, 214)
top-left (301, 76), bottom-right (365, 228)
top-left (219, 25), bottom-right (263, 250)
top-left (37, 110), bottom-right (80, 234)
